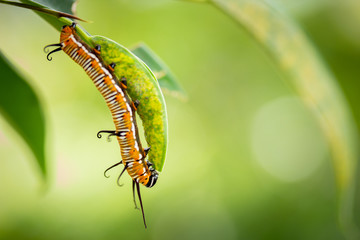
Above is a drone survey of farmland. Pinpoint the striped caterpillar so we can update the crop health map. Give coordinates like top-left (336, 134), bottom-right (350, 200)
top-left (44, 23), bottom-right (157, 228)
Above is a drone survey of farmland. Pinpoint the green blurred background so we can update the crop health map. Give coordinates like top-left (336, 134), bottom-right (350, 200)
top-left (0, 0), bottom-right (359, 239)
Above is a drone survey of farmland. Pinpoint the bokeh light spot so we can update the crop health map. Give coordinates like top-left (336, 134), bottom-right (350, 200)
top-left (251, 96), bottom-right (328, 182)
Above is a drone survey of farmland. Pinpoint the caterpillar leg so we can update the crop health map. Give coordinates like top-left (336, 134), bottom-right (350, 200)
top-left (107, 64), bottom-right (128, 89)
top-left (132, 100), bottom-right (140, 111)
top-left (144, 147), bottom-right (150, 157)
top-left (68, 22), bottom-right (76, 29)
top-left (109, 62), bottom-right (116, 72)
top-left (120, 77), bottom-right (127, 89)
top-left (94, 44), bottom-right (101, 55)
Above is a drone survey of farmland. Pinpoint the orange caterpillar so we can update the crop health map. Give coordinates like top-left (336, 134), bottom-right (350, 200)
top-left (44, 23), bottom-right (158, 228)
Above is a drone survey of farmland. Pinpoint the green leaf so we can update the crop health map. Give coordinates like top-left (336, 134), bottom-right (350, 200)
top-left (131, 43), bottom-right (187, 101)
top-left (26, 0), bottom-right (75, 14)
top-left (91, 36), bottom-right (168, 172)
top-left (0, 52), bottom-right (46, 179)
top-left (208, 0), bottom-right (359, 236)
top-left (0, 0), bottom-right (86, 22)
top-left (19, 0), bottom-right (83, 31)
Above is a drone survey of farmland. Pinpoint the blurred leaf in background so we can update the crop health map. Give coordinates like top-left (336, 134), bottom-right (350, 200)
top-left (132, 43), bottom-right (187, 100)
top-left (0, 51), bottom-right (46, 178)
top-left (0, 0), bottom-right (85, 182)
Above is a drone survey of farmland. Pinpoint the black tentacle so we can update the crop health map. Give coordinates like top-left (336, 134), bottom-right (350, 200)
top-left (107, 133), bottom-right (117, 142)
top-left (132, 180), bottom-right (139, 209)
top-left (103, 161), bottom-right (122, 178)
top-left (97, 130), bottom-right (126, 142)
top-left (97, 130), bottom-right (116, 139)
top-left (46, 47), bottom-right (62, 61)
top-left (43, 43), bottom-right (62, 53)
top-left (117, 164), bottom-right (128, 187)
top-left (136, 181), bottom-right (147, 228)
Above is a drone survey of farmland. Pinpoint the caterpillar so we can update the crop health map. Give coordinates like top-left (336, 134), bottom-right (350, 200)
top-left (44, 23), bottom-right (157, 228)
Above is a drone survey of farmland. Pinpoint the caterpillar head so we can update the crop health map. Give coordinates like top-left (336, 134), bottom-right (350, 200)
top-left (60, 23), bottom-right (76, 42)
top-left (145, 161), bottom-right (158, 188)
